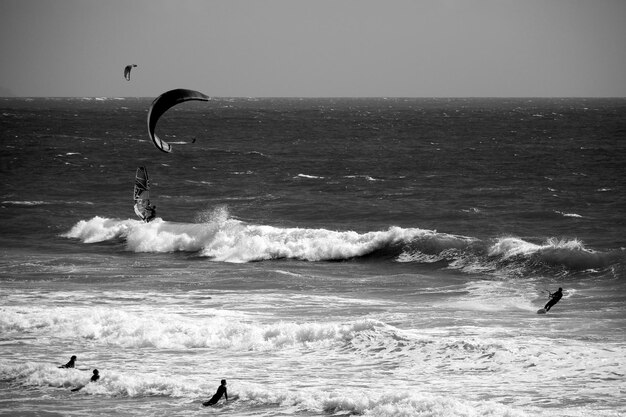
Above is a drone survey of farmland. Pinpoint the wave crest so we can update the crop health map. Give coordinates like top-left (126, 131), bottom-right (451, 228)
top-left (63, 216), bottom-right (457, 263)
top-left (0, 362), bottom-right (529, 416)
top-left (0, 306), bottom-right (383, 350)
top-left (62, 216), bottom-right (623, 275)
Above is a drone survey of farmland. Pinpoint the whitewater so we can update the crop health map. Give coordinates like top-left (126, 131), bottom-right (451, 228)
top-left (63, 213), bottom-right (620, 272)
top-left (1, 97), bottom-right (625, 416)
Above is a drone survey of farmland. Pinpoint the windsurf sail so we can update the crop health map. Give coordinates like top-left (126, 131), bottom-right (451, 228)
top-left (147, 88), bottom-right (210, 153)
top-left (133, 166), bottom-right (150, 220)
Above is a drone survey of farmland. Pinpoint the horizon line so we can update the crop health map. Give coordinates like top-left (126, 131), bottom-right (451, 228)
top-left (2, 95), bottom-right (626, 100)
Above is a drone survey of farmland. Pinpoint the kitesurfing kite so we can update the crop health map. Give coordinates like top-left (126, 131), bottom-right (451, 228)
top-left (124, 64), bottom-right (137, 81)
top-left (147, 88), bottom-right (210, 153)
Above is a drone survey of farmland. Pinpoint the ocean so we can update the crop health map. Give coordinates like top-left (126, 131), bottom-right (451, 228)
top-left (1, 97), bottom-right (625, 416)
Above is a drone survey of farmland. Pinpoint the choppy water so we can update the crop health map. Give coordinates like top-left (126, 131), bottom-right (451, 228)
top-left (1, 97), bottom-right (625, 416)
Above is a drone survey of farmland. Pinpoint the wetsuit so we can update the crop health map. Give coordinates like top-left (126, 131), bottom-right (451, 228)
top-left (60, 357), bottom-right (76, 368)
top-left (205, 384), bottom-right (227, 406)
top-left (145, 206), bottom-right (156, 222)
top-left (544, 289), bottom-right (563, 311)
top-left (71, 370), bottom-right (98, 391)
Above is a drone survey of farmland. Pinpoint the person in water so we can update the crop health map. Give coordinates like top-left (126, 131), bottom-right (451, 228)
top-left (90, 369), bottom-right (100, 382)
top-left (544, 287), bottom-right (563, 311)
top-left (204, 379), bottom-right (228, 406)
top-left (145, 204), bottom-right (156, 222)
top-left (59, 355), bottom-right (76, 368)
top-left (71, 369), bottom-right (99, 392)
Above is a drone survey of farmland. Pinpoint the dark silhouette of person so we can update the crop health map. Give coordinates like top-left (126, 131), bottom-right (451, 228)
top-left (544, 287), bottom-right (563, 312)
top-left (90, 369), bottom-right (100, 382)
top-left (203, 379), bottom-right (228, 406)
top-left (71, 369), bottom-right (99, 392)
top-left (59, 355), bottom-right (76, 368)
top-left (145, 205), bottom-right (156, 222)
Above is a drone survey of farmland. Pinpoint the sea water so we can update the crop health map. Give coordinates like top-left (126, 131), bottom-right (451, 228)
top-left (1, 97), bottom-right (625, 416)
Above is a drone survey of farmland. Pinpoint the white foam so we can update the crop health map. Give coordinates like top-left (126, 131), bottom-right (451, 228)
top-left (62, 216), bottom-right (136, 244)
top-left (319, 391), bottom-right (530, 416)
top-left (2, 302), bottom-right (624, 415)
top-left (62, 218), bottom-right (618, 272)
top-left (344, 175), bottom-right (381, 181)
top-left (488, 237), bottom-right (542, 258)
top-left (0, 361), bottom-right (531, 416)
top-left (296, 173), bottom-right (324, 179)
top-left (201, 224), bottom-right (437, 263)
top-left (62, 217), bottom-right (448, 263)
top-left (0, 305), bottom-right (384, 350)
top-left (442, 280), bottom-right (538, 312)
top-left (555, 210), bottom-right (583, 218)
top-left (2, 200), bottom-right (47, 206)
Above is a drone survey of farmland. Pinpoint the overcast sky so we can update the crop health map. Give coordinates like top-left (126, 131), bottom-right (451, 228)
top-left (1, 0), bottom-right (625, 97)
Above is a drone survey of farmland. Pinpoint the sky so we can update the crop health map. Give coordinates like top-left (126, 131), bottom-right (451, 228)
top-left (1, 0), bottom-right (625, 97)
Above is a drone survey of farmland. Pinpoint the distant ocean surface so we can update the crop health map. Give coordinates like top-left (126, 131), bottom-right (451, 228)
top-left (1, 97), bottom-right (625, 417)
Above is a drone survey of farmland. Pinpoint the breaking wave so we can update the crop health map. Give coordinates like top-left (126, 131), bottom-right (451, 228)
top-left (0, 360), bottom-right (530, 416)
top-left (1, 303), bottom-right (618, 416)
top-left (62, 213), bottom-right (624, 277)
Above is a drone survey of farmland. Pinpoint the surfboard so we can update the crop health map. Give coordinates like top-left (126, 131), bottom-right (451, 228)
top-left (537, 308), bottom-right (546, 314)
top-left (57, 366), bottom-right (89, 371)
top-left (133, 167), bottom-right (151, 221)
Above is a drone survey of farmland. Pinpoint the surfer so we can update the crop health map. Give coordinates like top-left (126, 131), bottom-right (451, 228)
top-left (90, 369), bottom-right (100, 382)
top-left (203, 379), bottom-right (228, 406)
top-left (544, 287), bottom-right (563, 312)
top-left (71, 369), bottom-right (99, 392)
top-left (59, 355), bottom-right (76, 368)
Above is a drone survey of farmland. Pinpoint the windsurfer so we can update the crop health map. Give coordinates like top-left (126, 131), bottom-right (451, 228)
top-left (145, 204), bottom-right (156, 222)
